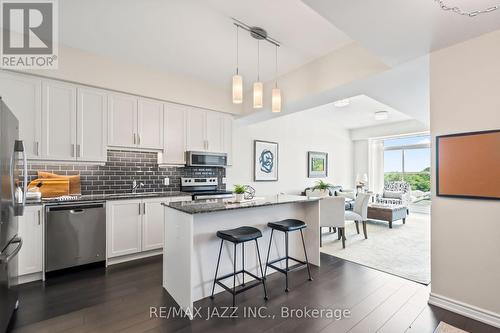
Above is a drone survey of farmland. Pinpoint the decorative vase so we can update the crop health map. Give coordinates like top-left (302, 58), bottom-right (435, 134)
top-left (235, 193), bottom-right (244, 202)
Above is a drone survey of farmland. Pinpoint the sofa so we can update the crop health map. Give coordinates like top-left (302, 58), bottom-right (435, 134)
top-left (302, 185), bottom-right (356, 210)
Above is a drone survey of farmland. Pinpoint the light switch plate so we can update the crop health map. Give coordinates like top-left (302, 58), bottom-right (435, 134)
top-left (222, 177), bottom-right (227, 184)
top-left (163, 178), bottom-right (170, 186)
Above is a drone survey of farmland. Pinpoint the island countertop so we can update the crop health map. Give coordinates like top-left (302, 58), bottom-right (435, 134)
top-left (162, 194), bottom-right (319, 214)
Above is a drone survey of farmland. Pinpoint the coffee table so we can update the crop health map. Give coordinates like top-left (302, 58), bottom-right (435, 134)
top-left (367, 204), bottom-right (407, 228)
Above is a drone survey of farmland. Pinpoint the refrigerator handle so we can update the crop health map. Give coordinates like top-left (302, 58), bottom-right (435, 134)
top-left (21, 141), bottom-right (27, 207)
top-left (0, 237), bottom-right (23, 264)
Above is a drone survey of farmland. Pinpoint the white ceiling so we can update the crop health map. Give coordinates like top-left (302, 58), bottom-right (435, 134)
top-left (59, 0), bottom-right (352, 86)
top-left (304, 95), bottom-right (411, 129)
top-left (302, 0), bottom-right (500, 65)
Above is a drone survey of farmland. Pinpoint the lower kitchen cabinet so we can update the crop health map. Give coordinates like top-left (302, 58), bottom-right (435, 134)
top-left (18, 205), bottom-right (43, 278)
top-left (107, 196), bottom-right (191, 261)
top-left (106, 199), bottom-right (142, 258)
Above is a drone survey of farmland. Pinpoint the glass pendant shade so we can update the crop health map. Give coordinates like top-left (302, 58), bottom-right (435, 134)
top-left (253, 82), bottom-right (263, 108)
top-left (271, 87), bottom-right (281, 113)
top-left (232, 74), bottom-right (243, 104)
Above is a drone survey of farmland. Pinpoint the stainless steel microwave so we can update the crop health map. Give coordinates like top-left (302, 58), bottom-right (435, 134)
top-left (186, 151), bottom-right (227, 167)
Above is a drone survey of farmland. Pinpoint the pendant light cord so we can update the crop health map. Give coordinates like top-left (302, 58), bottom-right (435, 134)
top-left (257, 40), bottom-right (260, 82)
top-left (275, 45), bottom-right (278, 88)
top-left (236, 25), bottom-right (239, 75)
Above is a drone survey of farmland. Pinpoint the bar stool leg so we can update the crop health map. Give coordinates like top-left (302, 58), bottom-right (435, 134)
top-left (300, 229), bottom-right (313, 281)
top-left (254, 239), bottom-right (269, 300)
top-left (264, 229), bottom-right (274, 278)
top-left (242, 242), bottom-right (245, 287)
top-left (232, 243), bottom-right (237, 307)
top-left (211, 239), bottom-right (224, 299)
top-left (285, 231), bottom-right (289, 292)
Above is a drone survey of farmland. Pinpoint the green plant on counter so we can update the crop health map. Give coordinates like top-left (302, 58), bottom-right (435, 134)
top-left (233, 185), bottom-right (246, 194)
top-left (312, 180), bottom-right (332, 190)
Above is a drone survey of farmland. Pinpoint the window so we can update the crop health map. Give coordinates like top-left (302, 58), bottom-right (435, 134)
top-left (383, 135), bottom-right (431, 193)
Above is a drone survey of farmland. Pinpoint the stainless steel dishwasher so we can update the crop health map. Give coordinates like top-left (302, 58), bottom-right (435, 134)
top-left (45, 202), bottom-right (106, 272)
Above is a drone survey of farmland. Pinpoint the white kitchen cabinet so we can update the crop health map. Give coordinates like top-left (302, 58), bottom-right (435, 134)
top-left (0, 71), bottom-right (42, 159)
top-left (106, 199), bottom-right (142, 258)
top-left (162, 103), bottom-right (186, 165)
top-left (41, 80), bottom-right (77, 161)
top-left (77, 87), bottom-right (108, 162)
top-left (108, 93), bottom-right (138, 148)
top-left (141, 198), bottom-right (164, 251)
top-left (18, 205), bottom-right (43, 276)
top-left (138, 98), bottom-right (164, 149)
top-left (186, 107), bottom-right (206, 151)
top-left (141, 196), bottom-right (192, 251)
top-left (222, 114), bottom-right (233, 166)
top-left (205, 111), bottom-right (224, 153)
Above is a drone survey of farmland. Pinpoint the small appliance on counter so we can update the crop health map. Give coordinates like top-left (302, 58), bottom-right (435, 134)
top-left (181, 177), bottom-right (233, 200)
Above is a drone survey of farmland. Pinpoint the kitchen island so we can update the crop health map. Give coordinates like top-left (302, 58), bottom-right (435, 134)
top-left (162, 195), bottom-right (320, 315)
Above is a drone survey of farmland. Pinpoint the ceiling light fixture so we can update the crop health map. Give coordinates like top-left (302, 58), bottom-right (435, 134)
top-left (434, 0), bottom-right (499, 17)
top-left (333, 99), bottom-right (350, 108)
top-left (272, 44), bottom-right (281, 113)
top-left (232, 25), bottom-right (243, 104)
top-left (374, 111), bottom-right (389, 120)
top-left (231, 18), bottom-right (281, 112)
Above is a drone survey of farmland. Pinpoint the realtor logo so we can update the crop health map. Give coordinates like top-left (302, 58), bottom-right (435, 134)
top-left (1, 0), bottom-right (58, 68)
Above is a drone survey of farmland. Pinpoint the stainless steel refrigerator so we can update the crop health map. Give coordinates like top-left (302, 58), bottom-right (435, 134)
top-left (0, 98), bottom-right (27, 333)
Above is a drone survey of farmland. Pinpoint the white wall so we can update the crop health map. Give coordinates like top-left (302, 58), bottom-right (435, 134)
top-left (226, 107), bottom-right (353, 195)
top-left (21, 46), bottom-right (240, 115)
top-left (430, 29), bottom-right (500, 324)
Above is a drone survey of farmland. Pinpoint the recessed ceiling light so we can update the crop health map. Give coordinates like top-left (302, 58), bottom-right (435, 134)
top-left (374, 111), bottom-right (389, 120)
top-left (333, 99), bottom-right (350, 108)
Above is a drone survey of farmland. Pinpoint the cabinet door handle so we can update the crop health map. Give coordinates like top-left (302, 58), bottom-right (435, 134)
top-left (71, 144), bottom-right (76, 157)
top-left (138, 134), bottom-right (141, 145)
top-left (37, 210), bottom-right (41, 225)
top-left (77, 144), bottom-right (81, 158)
top-left (35, 141), bottom-right (39, 156)
top-left (143, 202), bottom-right (146, 215)
top-left (133, 133), bottom-right (137, 145)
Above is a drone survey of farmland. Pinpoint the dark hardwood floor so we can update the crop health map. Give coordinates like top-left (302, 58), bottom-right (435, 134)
top-left (9, 254), bottom-right (500, 333)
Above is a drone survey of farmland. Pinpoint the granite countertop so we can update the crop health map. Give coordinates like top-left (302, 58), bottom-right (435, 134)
top-left (25, 191), bottom-right (192, 206)
top-left (163, 194), bottom-right (320, 214)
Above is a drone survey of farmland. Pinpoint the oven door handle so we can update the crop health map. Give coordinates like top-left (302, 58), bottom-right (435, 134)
top-left (0, 237), bottom-right (23, 264)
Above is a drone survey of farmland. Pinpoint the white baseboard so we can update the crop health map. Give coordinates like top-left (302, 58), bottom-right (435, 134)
top-left (429, 293), bottom-right (500, 328)
top-left (106, 249), bottom-right (162, 266)
top-left (18, 272), bottom-right (43, 284)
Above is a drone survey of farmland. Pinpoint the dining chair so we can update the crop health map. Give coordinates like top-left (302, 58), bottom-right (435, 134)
top-left (319, 196), bottom-right (346, 248)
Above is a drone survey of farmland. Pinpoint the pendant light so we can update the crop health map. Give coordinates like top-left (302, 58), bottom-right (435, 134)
top-left (253, 40), bottom-right (263, 109)
top-left (271, 44), bottom-right (282, 113)
top-left (232, 26), bottom-right (243, 104)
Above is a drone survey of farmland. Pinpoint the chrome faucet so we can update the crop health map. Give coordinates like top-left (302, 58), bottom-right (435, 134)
top-left (132, 180), bottom-right (145, 193)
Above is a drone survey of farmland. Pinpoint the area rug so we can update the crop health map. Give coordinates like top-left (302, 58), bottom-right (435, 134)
top-left (434, 321), bottom-right (469, 333)
top-left (320, 212), bottom-right (430, 284)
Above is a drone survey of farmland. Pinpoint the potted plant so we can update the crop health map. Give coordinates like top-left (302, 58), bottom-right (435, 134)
top-left (233, 185), bottom-right (246, 203)
top-left (311, 180), bottom-right (332, 197)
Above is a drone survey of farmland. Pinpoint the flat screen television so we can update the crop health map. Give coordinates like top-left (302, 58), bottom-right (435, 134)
top-left (436, 129), bottom-right (500, 200)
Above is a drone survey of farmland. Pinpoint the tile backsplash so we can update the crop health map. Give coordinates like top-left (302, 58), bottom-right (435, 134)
top-left (26, 150), bottom-right (226, 195)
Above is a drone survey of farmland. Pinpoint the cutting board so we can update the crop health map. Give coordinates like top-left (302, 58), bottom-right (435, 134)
top-left (38, 172), bottom-right (81, 195)
top-left (28, 178), bottom-right (70, 198)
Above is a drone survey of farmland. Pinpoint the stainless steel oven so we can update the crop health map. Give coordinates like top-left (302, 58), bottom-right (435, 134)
top-left (186, 151), bottom-right (227, 167)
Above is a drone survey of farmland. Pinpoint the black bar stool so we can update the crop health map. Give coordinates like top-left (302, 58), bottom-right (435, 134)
top-left (210, 226), bottom-right (268, 306)
top-left (265, 219), bottom-right (313, 292)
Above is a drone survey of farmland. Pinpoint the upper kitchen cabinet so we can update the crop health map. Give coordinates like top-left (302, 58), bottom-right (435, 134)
top-left (108, 94), bottom-right (164, 150)
top-left (186, 107), bottom-right (206, 151)
top-left (108, 93), bottom-right (137, 147)
top-left (222, 114), bottom-right (233, 166)
top-left (77, 87), bottom-right (108, 162)
top-left (186, 107), bottom-right (232, 154)
top-left (162, 103), bottom-right (186, 165)
top-left (138, 98), bottom-right (164, 149)
top-left (41, 80), bottom-right (77, 161)
top-left (205, 111), bottom-right (224, 153)
top-left (0, 71), bottom-right (42, 159)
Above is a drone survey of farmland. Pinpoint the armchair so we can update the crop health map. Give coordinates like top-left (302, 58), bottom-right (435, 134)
top-left (376, 181), bottom-right (412, 209)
